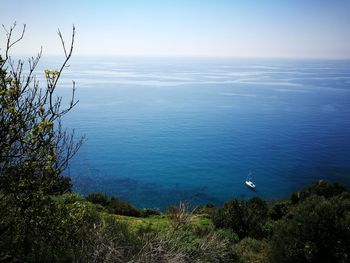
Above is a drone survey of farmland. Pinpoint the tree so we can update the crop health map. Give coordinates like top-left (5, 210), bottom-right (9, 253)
top-left (0, 23), bottom-right (82, 197)
top-left (0, 23), bottom-right (83, 260)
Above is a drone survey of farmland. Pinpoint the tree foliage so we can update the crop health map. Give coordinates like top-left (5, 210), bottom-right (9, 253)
top-left (0, 23), bottom-right (82, 197)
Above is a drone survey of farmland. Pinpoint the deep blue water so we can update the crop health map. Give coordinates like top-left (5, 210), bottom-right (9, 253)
top-left (41, 57), bottom-right (350, 209)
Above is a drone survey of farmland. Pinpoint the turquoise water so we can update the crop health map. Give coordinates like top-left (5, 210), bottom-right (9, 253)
top-left (47, 57), bottom-right (350, 209)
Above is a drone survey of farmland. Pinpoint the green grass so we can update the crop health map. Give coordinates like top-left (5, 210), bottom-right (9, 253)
top-left (115, 214), bottom-right (170, 232)
top-left (114, 213), bottom-right (214, 233)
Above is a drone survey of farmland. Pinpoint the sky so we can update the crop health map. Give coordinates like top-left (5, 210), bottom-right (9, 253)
top-left (1, 0), bottom-right (350, 58)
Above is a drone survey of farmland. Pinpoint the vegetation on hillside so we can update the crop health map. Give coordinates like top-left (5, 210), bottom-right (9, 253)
top-left (1, 24), bottom-right (349, 262)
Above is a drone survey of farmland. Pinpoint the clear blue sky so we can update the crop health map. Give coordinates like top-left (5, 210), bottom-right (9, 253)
top-left (1, 0), bottom-right (350, 58)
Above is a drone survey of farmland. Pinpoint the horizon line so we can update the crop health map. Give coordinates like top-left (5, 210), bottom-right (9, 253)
top-left (8, 53), bottom-right (350, 61)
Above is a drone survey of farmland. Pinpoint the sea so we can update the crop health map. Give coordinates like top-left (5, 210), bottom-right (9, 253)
top-left (37, 56), bottom-right (350, 209)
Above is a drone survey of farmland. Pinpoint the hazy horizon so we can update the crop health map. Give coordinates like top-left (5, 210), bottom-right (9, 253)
top-left (2, 0), bottom-right (350, 59)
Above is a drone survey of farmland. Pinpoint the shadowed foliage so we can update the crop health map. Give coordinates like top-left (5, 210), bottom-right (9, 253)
top-left (212, 197), bottom-right (269, 239)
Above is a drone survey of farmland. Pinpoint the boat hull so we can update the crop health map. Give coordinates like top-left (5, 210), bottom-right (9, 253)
top-left (245, 181), bottom-right (256, 189)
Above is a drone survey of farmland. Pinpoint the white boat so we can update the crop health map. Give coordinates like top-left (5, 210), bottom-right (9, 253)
top-left (245, 180), bottom-right (256, 189)
top-left (245, 171), bottom-right (256, 189)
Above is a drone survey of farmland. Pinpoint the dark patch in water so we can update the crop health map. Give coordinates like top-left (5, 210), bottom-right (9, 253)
top-left (113, 177), bottom-right (139, 190)
top-left (164, 185), bottom-right (220, 207)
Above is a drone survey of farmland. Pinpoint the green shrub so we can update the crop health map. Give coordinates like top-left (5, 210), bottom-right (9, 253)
top-left (0, 195), bottom-right (101, 262)
top-left (216, 228), bottom-right (240, 243)
top-left (269, 201), bottom-right (290, 220)
top-left (270, 194), bottom-right (350, 263)
top-left (53, 192), bottom-right (85, 204)
top-left (193, 203), bottom-right (216, 215)
top-left (212, 197), bottom-right (269, 239)
top-left (234, 237), bottom-right (270, 263)
top-left (290, 180), bottom-right (348, 204)
top-left (109, 197), bottom-right (141, 217)
top-left (141, 208), bottom-right (161, 217)
top-left (86, 192), bottom-right (110, 206)
top-left (86, 192), bottom-right (142, 217)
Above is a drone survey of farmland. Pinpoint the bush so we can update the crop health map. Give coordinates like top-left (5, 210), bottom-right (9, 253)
top-left (53, 193), bottom-right (85, 204)
top-left (290, 180), bottom-right (348, 204)
top-left (86, 192), bottom-right (110, 207)
top-left (0, 195), bottom-right (100, 262)
top-left (269, 201), bottom-right (290, 220)
top-left (211, 199), bottom-right (243, 232)
top-left (141, 208), bottom-right (161, 217)
top-left (77, 215), bottom-right (140, 262)
top-left (234, 237), bottom-right (270, 263)
top-left (193, 203), bottom-right (216, 215)
top-left (109, 197), bottom-right (141, 217)
top-left (270, 194), bottom-right (350, 263)
top-left (86, 192), bottom-right (142, 217)
top-left (216, 228), bottom-right (240, 244)
top-left (212, 197), bottom-right (269, 239)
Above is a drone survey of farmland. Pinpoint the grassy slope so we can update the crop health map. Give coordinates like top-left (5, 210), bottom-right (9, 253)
top-left (114, 213), bottom-right (270, 262)
top-left (115, 213), bottom-right (213, 233)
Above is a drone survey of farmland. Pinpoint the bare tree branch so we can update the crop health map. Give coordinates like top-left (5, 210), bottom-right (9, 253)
top-left (1, 22), bottom-right (26, 66)
top-left (48, 25), bottom-right (76, 118)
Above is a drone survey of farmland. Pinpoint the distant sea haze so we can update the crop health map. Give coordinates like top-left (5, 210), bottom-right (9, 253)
top-left (41, 57), bottom-right (350, 209)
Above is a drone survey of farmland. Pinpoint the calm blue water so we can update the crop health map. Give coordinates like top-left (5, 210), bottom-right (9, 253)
top-left (41, 57), bottom-right (350, 209)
